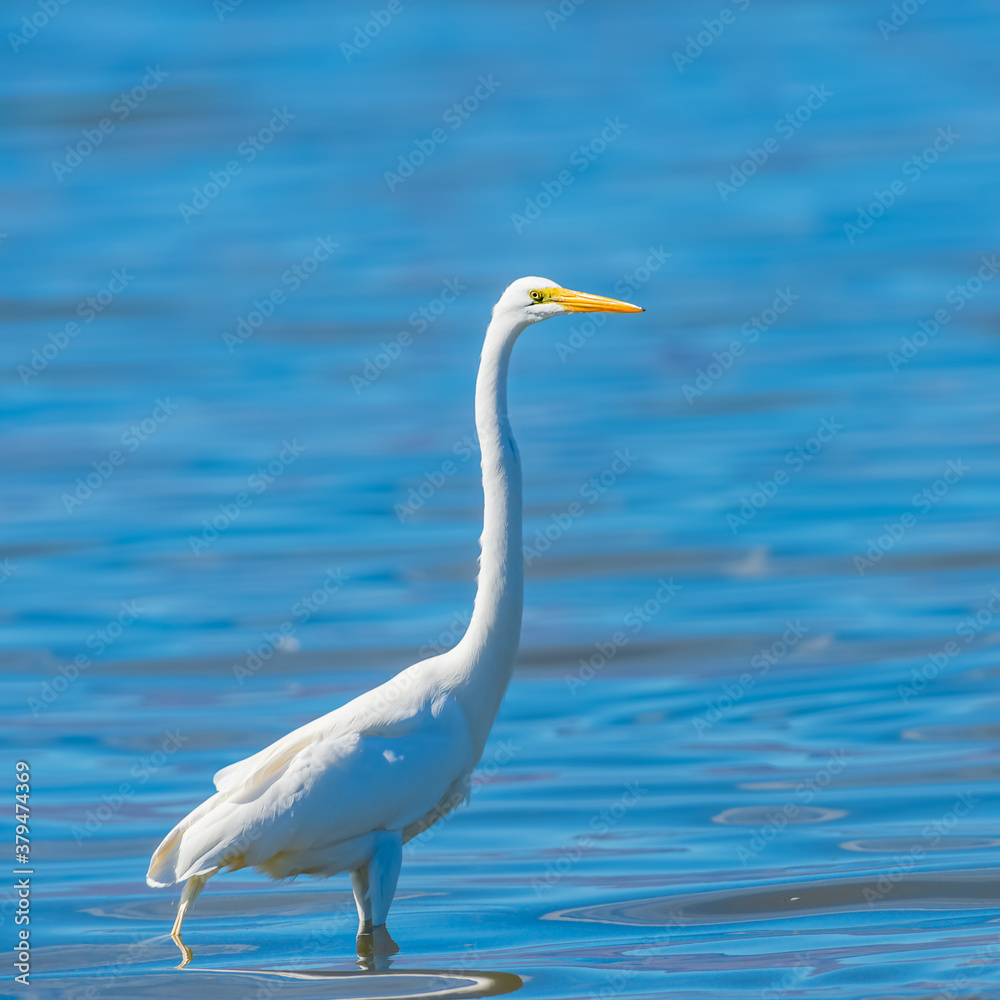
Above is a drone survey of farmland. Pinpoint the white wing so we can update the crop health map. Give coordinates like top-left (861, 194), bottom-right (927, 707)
top-left (147, 672), bottom-right (474, 886)
top-left (212, 666), bottom-right (437, 795)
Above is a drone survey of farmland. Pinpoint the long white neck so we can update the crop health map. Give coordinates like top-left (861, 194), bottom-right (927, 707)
top-left (447, 313), bottom-right (526, 752)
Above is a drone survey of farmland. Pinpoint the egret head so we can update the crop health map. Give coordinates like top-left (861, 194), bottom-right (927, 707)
top-left (493, 276), bottom-right (644, 327)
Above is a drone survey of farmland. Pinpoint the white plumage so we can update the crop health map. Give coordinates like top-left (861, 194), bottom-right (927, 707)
top-left (147, 277), bottom-right (643, 965)
top-left (149, 682), bottom-right (473, 884)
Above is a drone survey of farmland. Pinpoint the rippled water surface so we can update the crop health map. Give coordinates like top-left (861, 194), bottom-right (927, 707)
top-left (5, 1), bottom-right (1000, 997)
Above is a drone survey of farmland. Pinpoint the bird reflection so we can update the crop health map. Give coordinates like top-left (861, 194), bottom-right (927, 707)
top-left (179, 953), bottom-right (523, 1000)
top-left (170, 922), bottom-right (402, 970)
top-left (354, 924), bottom-right (400, 969)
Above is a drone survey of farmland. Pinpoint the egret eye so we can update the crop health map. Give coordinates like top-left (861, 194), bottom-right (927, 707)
top-left (529, 290), bottom-right (543, 303)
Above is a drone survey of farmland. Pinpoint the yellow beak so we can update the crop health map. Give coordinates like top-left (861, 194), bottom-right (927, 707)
top-left (551, 287), bottom-right (644, 314)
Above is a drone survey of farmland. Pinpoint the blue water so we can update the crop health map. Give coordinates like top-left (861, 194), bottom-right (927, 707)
top-left (5, 0), bottom-right (1000, 997)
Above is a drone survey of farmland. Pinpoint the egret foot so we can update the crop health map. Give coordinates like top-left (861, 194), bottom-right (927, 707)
top-left (171, 931), bottom-right (193, 970)
top-left (356, 922), bottom-right (399, 959)
top-left (372, 923), bottom-right (399, 956)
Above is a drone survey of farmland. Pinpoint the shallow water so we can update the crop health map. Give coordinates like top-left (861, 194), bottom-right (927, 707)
top-left (5, 1), bottom-right (1000, 997)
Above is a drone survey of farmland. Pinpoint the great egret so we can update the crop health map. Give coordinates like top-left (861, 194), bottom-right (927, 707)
top-left (147, 277), bottom-right (644, 966)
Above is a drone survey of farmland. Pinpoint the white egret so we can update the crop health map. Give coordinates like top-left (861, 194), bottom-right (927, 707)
top-left (147, 277), bottom-right (644, 966)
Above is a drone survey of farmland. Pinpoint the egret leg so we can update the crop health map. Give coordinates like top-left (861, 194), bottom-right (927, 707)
top-left (171, 873), bottom-right (208, 969)
top-left (350, 866), bottom-right (372, 934)
top-left (367, 829), bottom-right (402, 928)
top-left (354, 830), bottom-right (402, 959)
